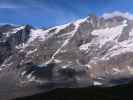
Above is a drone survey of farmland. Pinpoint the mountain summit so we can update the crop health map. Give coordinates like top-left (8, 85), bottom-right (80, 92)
top-left (1, 12), bottom-right (133, 99)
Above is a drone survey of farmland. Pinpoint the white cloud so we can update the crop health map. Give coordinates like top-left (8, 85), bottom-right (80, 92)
top-left (102, 11), bottom-right (133, 20)
top-left (0, 23), bottom-right (18, 26)
top-left (0, 3), bottom-right (21, 8)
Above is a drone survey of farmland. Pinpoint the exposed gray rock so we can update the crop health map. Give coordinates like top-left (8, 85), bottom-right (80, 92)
top-left (1, 13), bottom-right (133, 99)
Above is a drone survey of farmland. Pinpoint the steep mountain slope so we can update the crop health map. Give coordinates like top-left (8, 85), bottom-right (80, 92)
top-left (1, 12), bottom-right (133, 99)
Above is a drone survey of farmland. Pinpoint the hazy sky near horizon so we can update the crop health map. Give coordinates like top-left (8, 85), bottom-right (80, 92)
top-left (0, 0), bottom-right (133, 27)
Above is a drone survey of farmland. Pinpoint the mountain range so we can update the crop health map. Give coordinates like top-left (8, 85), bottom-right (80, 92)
top-left (1, 11), bottom-right (133, 100)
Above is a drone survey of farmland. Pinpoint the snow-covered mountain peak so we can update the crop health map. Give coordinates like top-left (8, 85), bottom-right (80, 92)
top-left (1, 12), bottom-right (133, 99)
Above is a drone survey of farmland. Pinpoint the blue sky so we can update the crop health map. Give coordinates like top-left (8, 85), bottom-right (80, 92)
top-left (0, 0), bottom-right (133, 28)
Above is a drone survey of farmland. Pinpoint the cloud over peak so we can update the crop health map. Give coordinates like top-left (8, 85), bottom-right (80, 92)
top-left (102, 11), bottom-right (133, 20)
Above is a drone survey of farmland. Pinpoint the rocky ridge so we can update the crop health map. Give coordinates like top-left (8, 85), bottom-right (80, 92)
top-left (0, 12), bottom-right (133, 99)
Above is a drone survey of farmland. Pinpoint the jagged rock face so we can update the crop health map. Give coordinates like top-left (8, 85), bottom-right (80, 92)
top-left (0, 25), bottom-right (32, 66)
top-left (1, 13), bottom-right (133, 99)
